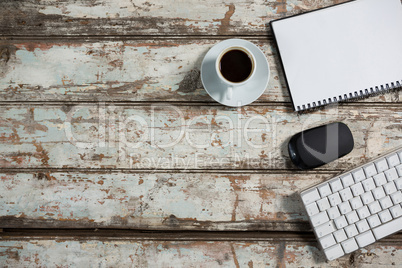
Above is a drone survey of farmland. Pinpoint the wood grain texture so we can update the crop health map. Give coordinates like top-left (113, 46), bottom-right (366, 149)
top-left (0, 38), bottom-right (285, 103)
top-left (0, 171), bottom-right (327, 230)
top-left (0, 0), bottom-right (347, 36)
top-left (0, 39), bottom-right (399, 103)
top-left (0, 104), bottom-right (400, 170)
top-left (1, 0), bottom-right (402, 263)
top-left (1, 238), bottom-right (402, 267)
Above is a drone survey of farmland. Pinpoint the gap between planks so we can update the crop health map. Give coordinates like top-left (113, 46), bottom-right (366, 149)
top-left (1, 229), bottom-right (401, 243)
top-left (0, 101), bottom-right (399, 107)
top-left (0, 35), bottom-right (273, 41)
top-left (0, 229), bottom-right (316, 242)
top-left (0, 167), bottom-right (346, 174)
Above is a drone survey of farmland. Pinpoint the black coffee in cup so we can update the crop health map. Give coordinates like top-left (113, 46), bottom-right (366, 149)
top-left (219, 49), bottom-right (253, 83)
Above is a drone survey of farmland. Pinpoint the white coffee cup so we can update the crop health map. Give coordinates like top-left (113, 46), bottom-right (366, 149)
top-left (215, 45), bottom-right (257, 100)
top-left (201, 39), bottom-right (270, 107)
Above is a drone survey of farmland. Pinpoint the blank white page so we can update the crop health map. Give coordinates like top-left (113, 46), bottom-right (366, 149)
top-left (271, 0), bottom-right (402, 111)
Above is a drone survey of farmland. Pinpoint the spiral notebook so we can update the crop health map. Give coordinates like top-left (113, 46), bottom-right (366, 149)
top-left (271, 0), bottom-right (402, 112)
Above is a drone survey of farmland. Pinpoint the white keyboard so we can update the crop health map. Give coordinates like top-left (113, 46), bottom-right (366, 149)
top-left (301, 146), bottom-right (402, 261)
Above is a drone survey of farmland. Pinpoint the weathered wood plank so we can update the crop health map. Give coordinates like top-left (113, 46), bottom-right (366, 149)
top-left (1, 238), bottom-right (402, 267)
top-left (0, 169), bottom-right (400, 230)
top-left (0, 104), bottom-right (400, 170)
top-left (0, 39), bottom-right (285, 103)
top-left (0, 39), bottom-right (399, 103)
top-left (0, 0), bottom-right (347, 36)
top-left (0, 171), bottom-right (325, 230)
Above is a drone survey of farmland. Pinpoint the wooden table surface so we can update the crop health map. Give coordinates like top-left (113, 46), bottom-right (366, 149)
top-left (0, 0), bottom-right (401, 266)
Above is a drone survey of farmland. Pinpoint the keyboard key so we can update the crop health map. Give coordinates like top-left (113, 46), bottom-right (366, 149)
top-left (379, 196), bottom-right (393, 210)
top-left (375, 158), bottom-right (389, 173)
top-left (367, 214), bottom-right (381, 228)
top-left (383, 182), bottom-right (397, 195)
top-left (305, 202), bottom-right (320, 217)
top-left (324, 244), bottom-right (344, 261)
top-left (352, 169), bottom-right (366, 182)
top-left (361, 191), bottom-right (375, 205)
top-left (302, 188), bottom-right (321, 205)
top-left (341, 238), bottom-right (359, 254)
top-left (368, 201), bottom-right (381, 214)
top-left (327, 206), bottom-right (341, 220)
top-left (372, 216), bottom-right (402, 240)
top-left (318, 183), bottom-right (332, 198)
top-left (389, 204), bottom-right (402, 218)
top-left (394, 178), bottom-right (402, 190)
top-left (317, 198), bottom-right (330, 211)
top-left (339, 202), bottom-right (352, 215)
top-left (385, 168), bottom-right (399, 181)
top-left (373, 173), bottom-right (387, 186)
top-left (350, 182), bottom-right (364, 196)
top-left (396, 164), bottom-right (402, 177)
top-left (387, 153), bottom-right (401, 167)
top-left (311, 212), bottom-right (330, 227)
top-left (334, 215), bottom-right (348, 229)
top-left (350, 197), bottom-right (363, 210)
top-left (362, 177), bottom-right (376, 191)
top-left (372, 187), bottom-right (386, 200)
top-left (346, 211), bottom-right (359, 224)
top-left (329, 178), bottom-right (344, 192)
top-left (320, 234), bottom-right (336, 249)
top-left (339, 188), bottom-right (353, 201)
top-left (356, 219), bottom-right (370, 233)
top-left (364, 163), bottom-right (378, 177)
top-left (345, 224), bottom-right (359, 238)
top-left (333, 229), bottom-right (348, 243)
top-left (341, 174), bottom-right (355, 188)
top-left (328, 193), bottom-right (342, 207)
top-left (316, 221), bottom-right (336, 238)
top-left (378, 210), bottom-right (392, 223)
top-left (355, 231), bottom-right (376, 248)
top-left (357, 206), bottom-right (370, 219)
top-left (391, 192), bottom-right (402, 204)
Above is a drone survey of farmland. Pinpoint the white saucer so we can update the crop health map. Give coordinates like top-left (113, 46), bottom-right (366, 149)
top-left (201, 39), bottom-right (270, 107)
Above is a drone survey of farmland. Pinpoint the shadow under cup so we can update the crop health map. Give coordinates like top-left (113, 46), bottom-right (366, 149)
top-left (217, 47), bottom-right (255, 84)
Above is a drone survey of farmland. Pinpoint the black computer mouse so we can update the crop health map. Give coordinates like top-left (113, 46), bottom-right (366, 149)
top-left (288, 122), bottom-right (354, 170)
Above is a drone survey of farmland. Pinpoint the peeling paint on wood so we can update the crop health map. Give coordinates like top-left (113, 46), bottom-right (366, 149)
top-left (0, 39), bottom-right (284, 103)
top-left (1, 239), bottom-right (402, 267)
top-left (1, 0), bottom-right (402, 263)
top-left (0, 0), bottom-right (348, 36)
top-left (0, 40), bottom-right (399, 103)
top-left (0, 104), bottom-right (400, 169)
top-left (0, 172), bottom-right (328, 230)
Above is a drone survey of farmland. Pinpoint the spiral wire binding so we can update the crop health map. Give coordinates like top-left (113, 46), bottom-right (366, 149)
top-left (296, 80), bottom-right (402, 112)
